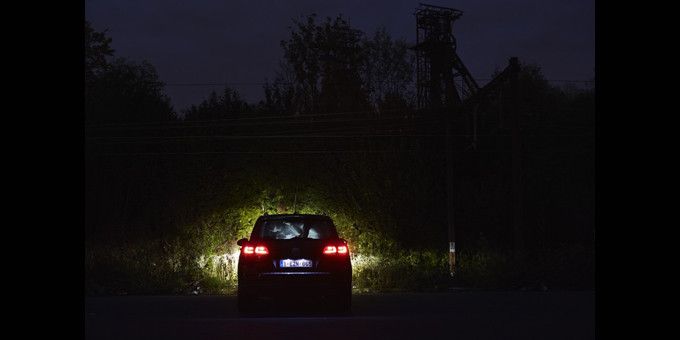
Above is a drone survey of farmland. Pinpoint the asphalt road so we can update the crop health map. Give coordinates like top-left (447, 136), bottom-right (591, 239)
top-left (85, 291), bottom-right (595, 339)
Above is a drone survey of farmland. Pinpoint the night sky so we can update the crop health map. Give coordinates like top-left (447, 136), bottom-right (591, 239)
top-left (85, 0), bottom-right (594, 113)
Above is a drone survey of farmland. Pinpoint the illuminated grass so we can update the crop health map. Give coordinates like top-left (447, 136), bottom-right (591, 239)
top-left (350, 250), bottom-right (449, 292)
top-left (86, 183), bottom-right (588, 294)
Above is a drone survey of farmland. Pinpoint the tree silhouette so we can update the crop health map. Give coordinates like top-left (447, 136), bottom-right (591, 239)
top-left (85, 20), bottom-right (114, 82)
top-left (85, 21), bottom-right (175, 124)
top-left (362, 27), bottom-right (414, 114)
top-left (315, 16), bottom-right (370, 114)
top-left (183, 87), bottom-right (251, 121)
top-left (275, 14), bottom-right (371, 115)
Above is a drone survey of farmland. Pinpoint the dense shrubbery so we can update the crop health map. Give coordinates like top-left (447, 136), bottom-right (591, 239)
top-left (456, 243), bottom-right (594, 289)
top-left (86, 233), bottom-right (594, 295)
top-left (84, 151), bottom-right (453, 295)
top-left (84, 150), bottom-right (594, 295)
top-left (84, 116), bottom-right (594, 295)
top-left (351, 251), bottom-right (449, 292)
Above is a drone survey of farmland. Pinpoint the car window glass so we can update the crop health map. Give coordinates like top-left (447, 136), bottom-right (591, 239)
top-left (307, 222), bottom-right (332, 239)
top-left (259, 218), bottom-right (336, 239)
top-left (262, 221), bottom-right (304, 239)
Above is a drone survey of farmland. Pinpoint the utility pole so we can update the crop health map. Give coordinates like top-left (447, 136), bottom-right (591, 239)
top-left (509, 57), bottom-right (524, 260)
top-left (411, 3), bottom-right (472, 277)
top-left (445, 109), bottom-right (456, 276)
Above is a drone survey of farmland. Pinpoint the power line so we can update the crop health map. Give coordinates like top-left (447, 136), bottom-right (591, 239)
top-left (162, 79), bottom-right (594, 86)
top-left (85, 108), bottom-right (594, 131)
top-left (84, 108), bottom-right (408, 129)
top-left (102, 150), bottom-right (420, 156)
top-left (85, 112), bottom-right (433, 131)
top-left (87, 132), bottom-right (593, 143)
top-left (97, 148), bottom-right (592, 157)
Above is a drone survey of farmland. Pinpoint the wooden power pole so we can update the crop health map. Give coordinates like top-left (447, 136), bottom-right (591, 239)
top-left (509, 57), bottom-right (524, 260)
top-left (445, 111), bottom-right (456, 276)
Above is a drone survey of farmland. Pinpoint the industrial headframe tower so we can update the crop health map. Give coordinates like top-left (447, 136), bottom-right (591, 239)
top-left (412, 3), bottom-right (521, 277)
top-left (412, 3), bottom-right (479, 111)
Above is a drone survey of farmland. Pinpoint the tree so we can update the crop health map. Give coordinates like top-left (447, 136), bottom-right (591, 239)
top-left (183, 87), bottom-right (251, 121)
top-left (261, 75), bottom-right (295, 115)
top-left (84, 21), bottom-right (175, 124)
top-left (85, 20), bottom-right (114, 83)
top-left (86, 58), bottom-right (175, 124)
top-left (362, 27), bottom-right (415, 114)
top-left (315, 16), bottom-right (370, 114)
top-left (479, 62), bottom-right (594, 255)
top-left (490, 63), bottom-right (563, 123)
top-left (278, 14), bottom-right (371, 115)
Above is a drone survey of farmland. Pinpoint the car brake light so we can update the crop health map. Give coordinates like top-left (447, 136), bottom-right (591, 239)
top-left (243, 245), bottom-right (268, 255)
top-left (324, 244), bottom-right (349, 255)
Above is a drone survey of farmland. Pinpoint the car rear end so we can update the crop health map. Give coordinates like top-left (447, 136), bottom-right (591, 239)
top-left (237, 215), bottom-right (352, 313)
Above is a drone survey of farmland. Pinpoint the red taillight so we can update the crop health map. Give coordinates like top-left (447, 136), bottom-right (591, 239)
top-left (324, 244), bottom-right (349, 255)
top-left (243, 245), bottom-right (268, 255)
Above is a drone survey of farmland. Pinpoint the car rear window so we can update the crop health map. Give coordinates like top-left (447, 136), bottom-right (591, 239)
top-left (255, 218), bottom-right (337, 240)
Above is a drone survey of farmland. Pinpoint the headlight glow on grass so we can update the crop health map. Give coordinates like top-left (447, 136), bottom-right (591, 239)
top-left (194, 251), bottom-right (241, 284)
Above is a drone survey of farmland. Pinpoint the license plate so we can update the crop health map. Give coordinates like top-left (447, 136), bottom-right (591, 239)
top-left (280, 259), bottom-right (312, 268)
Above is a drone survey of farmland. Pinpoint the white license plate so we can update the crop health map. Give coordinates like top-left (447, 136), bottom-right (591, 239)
top-left (280, 259), bottom-right (312, 268)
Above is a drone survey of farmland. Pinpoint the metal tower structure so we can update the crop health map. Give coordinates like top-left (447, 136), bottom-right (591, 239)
top-left (412, 3), bottom-right (479, 111)
top-left (411, 4), bottom-right (523, 277)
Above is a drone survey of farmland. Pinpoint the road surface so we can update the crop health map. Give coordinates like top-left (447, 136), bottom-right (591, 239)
top-left (85, 291), bottom-right (595, 339)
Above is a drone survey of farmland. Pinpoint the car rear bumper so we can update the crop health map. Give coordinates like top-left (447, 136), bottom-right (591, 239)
top-left (239, 271), bottom-right (350, 298)
top-left (259, 271), bottom-right (332, 276)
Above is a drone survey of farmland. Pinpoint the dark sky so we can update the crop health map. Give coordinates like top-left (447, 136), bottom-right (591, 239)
top-left (85, 0), bottom-right (594, 113)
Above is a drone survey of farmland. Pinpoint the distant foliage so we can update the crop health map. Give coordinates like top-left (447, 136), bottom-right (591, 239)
top-left (85, 20), bottom-right (113, 82)
top-left (362, 27), bottom-right (415, 114)
top-left (272, 14), bottom-right (370, 114)
top-left (352, 251), bottom-right (449, 292)
top-left (183, 87), bottom-right (251, 121)
top-left (263, 15), bottom-right (413, 116)
top-left (84, 21), bottom-right (175, 124)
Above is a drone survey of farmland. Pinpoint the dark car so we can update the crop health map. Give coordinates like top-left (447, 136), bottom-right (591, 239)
top-left (236, 214), bottom-right (352, 314)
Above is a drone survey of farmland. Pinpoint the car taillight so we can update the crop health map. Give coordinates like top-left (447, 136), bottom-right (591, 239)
top-left (324, 244), bottom-right (349, 255)
top-left (243, 245), bottom-right (268, 255)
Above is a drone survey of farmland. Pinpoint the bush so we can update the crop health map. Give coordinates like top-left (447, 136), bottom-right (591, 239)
top-left (86, 235), bottom-right (451, 295)
top-left (456, 243), bottom-right (594, 289)
top-left (351, 250), bottom-right (449, 292)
